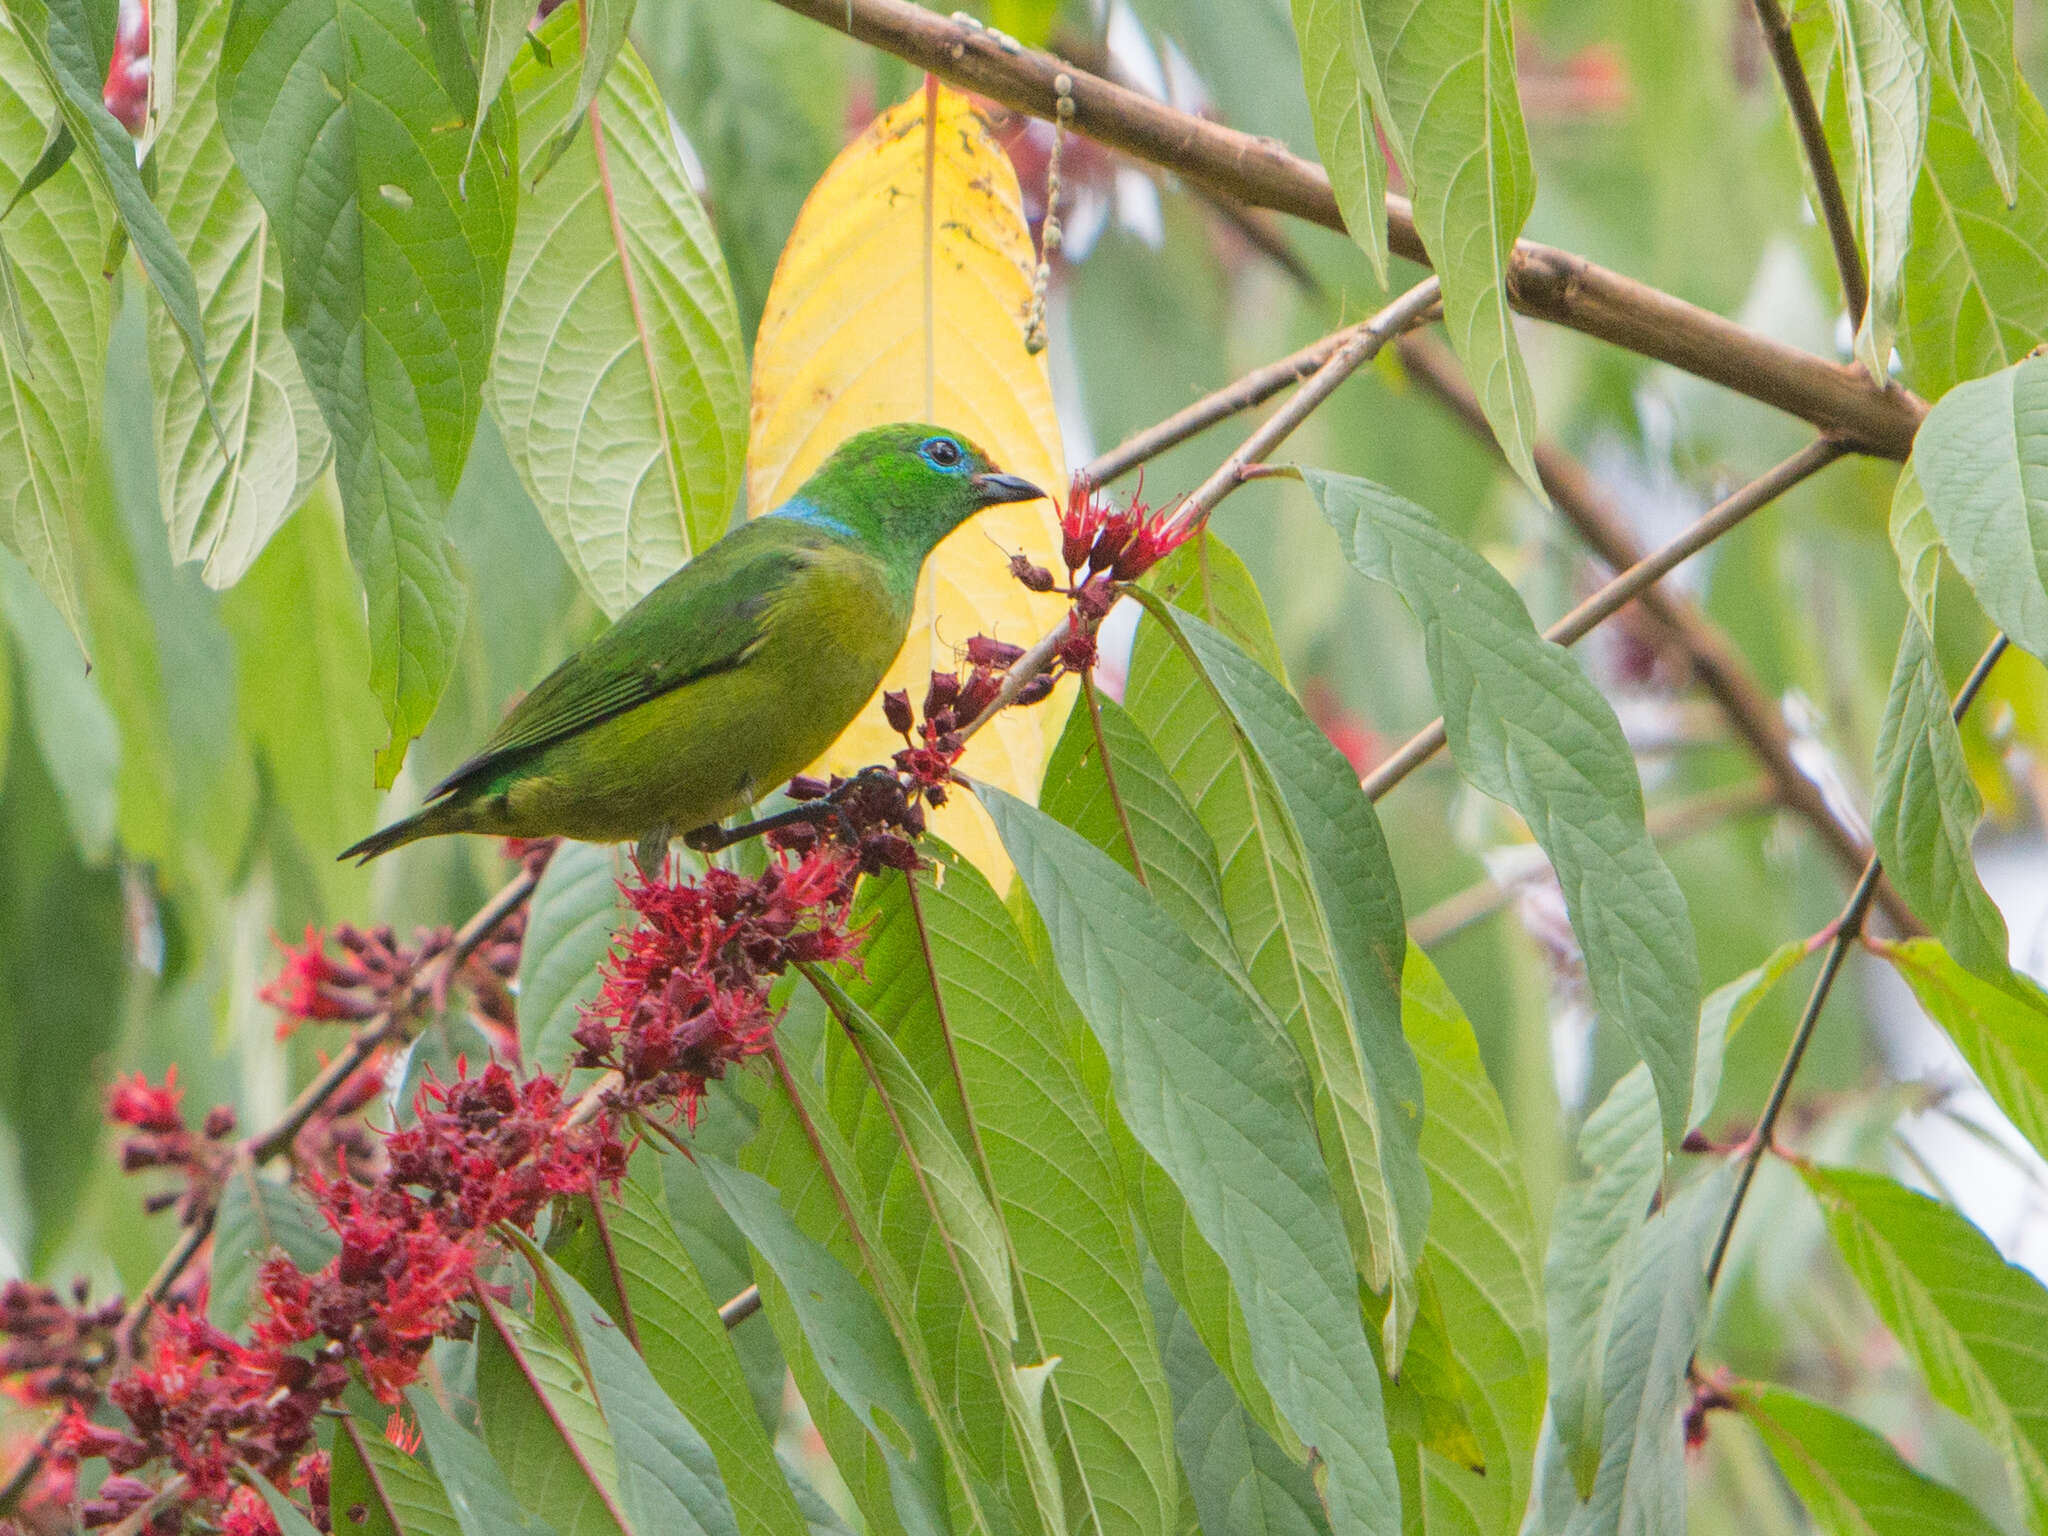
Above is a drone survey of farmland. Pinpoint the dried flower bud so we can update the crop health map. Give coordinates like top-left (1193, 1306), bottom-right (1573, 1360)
top-left (1008, 554), bottom-right (1056, 592)
top-left (203, 1106), bottom-right (237, 1141)
top-left (1056, 621), bottom-right (1097, 673)
top-left (1075, 574), bottom-right (1118, 623)
top-left (786, 775), bottom-right (832, 803)
top-left (965, 635), bottom-right (1024, 669)
top-left (957, 669), bottom-right (1002, 721)
top-left (1015, 675), bottom-right (1055, 706)
top-left (882, 689), bottom-right (914, 735)
top-left (924, 671), bottom-right (961, 718)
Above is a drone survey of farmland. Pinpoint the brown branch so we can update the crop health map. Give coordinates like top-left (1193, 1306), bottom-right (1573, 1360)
top-left (1359, 438), bottom-right (1848, 800)
top-left (1392, 332), bottom-right (1920, 933)
top-left (1703, 635), bottom-right (2011, 1289)
top-left (0, 866), bottom-right (542, 1516)
top-left (764, 0), bottom-right (1926, 460)
top-left (1408, 781), bottom-right (1775, 948)
top-left (1749, 0), bottom-right (1867, 326)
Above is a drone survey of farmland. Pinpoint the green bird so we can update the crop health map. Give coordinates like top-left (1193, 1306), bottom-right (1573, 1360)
top-left (340, 423), bottom-right (1045, 867)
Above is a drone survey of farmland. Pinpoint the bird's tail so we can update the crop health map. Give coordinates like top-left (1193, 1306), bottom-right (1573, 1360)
top-left (338, 799), bottom-right (471, 864)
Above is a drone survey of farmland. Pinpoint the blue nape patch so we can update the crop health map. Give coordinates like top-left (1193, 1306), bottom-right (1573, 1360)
top-left (770, 497), bottom-right (856, 538)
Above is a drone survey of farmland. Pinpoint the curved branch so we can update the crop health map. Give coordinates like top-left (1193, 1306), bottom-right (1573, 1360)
top-left (764, 0), bottom-right (1927, 459)
top-left (1749, 0), bottom-right (1867, 325)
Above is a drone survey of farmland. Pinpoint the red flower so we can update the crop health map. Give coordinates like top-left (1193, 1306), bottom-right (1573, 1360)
top-left (1056, 472), bottom-right (1193, 583)
top-left (107, 1070), bottom-right (183, 1135)
top-left (260, 926), bottom-right (374, 1028)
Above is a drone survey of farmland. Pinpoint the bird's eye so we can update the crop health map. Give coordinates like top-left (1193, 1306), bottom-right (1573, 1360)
top-left (921, 437), bottom-right (965, 470)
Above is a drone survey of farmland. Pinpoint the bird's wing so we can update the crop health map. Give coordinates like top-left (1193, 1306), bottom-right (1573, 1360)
top-left (427, 523), bottom-right (816, 800)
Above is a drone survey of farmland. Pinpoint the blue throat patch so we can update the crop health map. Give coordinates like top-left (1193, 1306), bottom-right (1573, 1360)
top-left (770, 497), bottom-right (856, 538)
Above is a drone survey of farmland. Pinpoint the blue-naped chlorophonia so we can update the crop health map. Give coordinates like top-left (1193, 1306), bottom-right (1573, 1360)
top-left (340, 424), bottom-right (1045, 867)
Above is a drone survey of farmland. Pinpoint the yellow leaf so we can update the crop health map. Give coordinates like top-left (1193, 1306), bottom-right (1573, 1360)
top-left (749, 82), bottom-right (1072, 882)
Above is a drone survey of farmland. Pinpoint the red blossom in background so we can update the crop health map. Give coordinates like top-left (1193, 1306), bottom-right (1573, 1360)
top-left (101, 0), bottom-right (149, 134)
top-left (107, 1070), bottom-right (237, 1223)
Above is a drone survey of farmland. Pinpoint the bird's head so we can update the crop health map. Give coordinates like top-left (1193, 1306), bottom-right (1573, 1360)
top-left (776, 423), bottom-right (1047, 571)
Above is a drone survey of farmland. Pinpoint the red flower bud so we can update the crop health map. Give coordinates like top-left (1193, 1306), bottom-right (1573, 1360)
top-left (786, 775), bottom-right (832, 802)
top-left (203, 1105), bottom-right (237, 1140)
top-left (882, 689), bottom-right (914, 735)
top-left (1057, 618), bottom-right (1097, 673)
top-left (964, 635), bottom-right (1024, 669)
top-left (1075, 574), bottom-right (1118, 623)
top-left (1008, 554), bottom-right (1056, 592)
top-left (924, 671), bottom-right (960, 717)
top-left (108, 1071), bottom-right (184, 1135)
top-left (957, 669), bottom-right (1002, 721)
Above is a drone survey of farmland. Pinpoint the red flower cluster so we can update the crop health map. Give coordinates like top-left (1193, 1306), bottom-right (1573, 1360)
top-left (574, 852), bottom-right (861, 1125)
top-left (0, 1281), bottom-right (123, 1409)
top-left (108, 1070), bottom-right (237, 1223)
top-left (1057, 472), bottom-right (1192, 584)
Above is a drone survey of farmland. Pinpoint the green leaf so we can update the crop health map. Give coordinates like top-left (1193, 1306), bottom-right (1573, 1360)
top-left (981, 784), bottom-right (1402, 1536)
top-left (1140, 534), bottom-right (1286, 682)
top-left (1535, 1165), bottom-right (1734, 1536)
top-left (697, 1156), bottom-right (956, 1536)
top-left (1689, 942), bottom-right (1808, 1134)
top-left (1920, 0), bottom-right (2017, 201)
top-left (1400, 947), bottom-right (1545, 1536)
top-left (408, 1387), bottom-right (562, 1536)
top-left (1130, 595), bottom-right (1427, 1363)
top-left (491, 10), bottom-right (746, 616)
top-left (217, 0), bottom-right (515, 783)
top-left (1802, 1164), bottom-right (2048, 1528)
top-left (1535, 1066), bottom-right (1664, 1497)
top-left (1902, 75), bottom-right (2048, 401)
top-left (333, 1413), bottom-right (465, 1536)
top-left (0, 544), bottom-right (116, 861)
top-left (146, 0), bottom-right (330, 587)
top-left (1308, 469), bottom-right (1701, 1147)
top-left (1362, 0), bottom-right (1542, 493)
top-left (1827, 0), bottom-right (1932, 375)
top-left (1145, 1262), bottom-right (1331, 1536)
top-left (538, 0), bottom-right (634, 178)
top-left (252, 1471), bottom-right (327, 1536)
top-left (1874, 936), bottom-right (2048, 1161)
top-left (207, 1159), bottom-right (337, 1333)
top-left (0, 13), bottom-right (111, 650)
top-left (220, 485), bottom-right (385, 870)
top-left (554, 1158), bottom-right (811, 1536)
top-left (30, 0), bottom-right (220, 438)
top-left (1911, 350), bottom-right (2048, 663)
top-left (1291, 0), bottom-right (1389, 281)
top-left (469, 0), bottom-right (532, 173)
top-left (838, 852), bottom-right (1179, 1536)
top-left (518, 839), bottom-right (628, 1074)
top-left (1738, 1381), bottom-right (2003, 1536)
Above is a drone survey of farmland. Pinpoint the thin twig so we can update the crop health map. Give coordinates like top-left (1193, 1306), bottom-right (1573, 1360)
top-left (1393, 332), bottom-right (1918, 932)
top-left (1749, 0), bottom-right (1867, 327)
top-left (1409, 780), bottom-right (1774, 948)
top-left (763, 0), bottom-right (1926, 458)
top-left (961, 279), bottom-right (1442, 740)
top-left (1702, 634), bottom-right (2010, 1289)
top-left (0, 866), bottom-right (542, 1516)
top-left (1359, 438), bottom-right (1847, 801)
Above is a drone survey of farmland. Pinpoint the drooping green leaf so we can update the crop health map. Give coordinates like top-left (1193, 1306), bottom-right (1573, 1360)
top-left (1291, 0), bottom-right (1389, 280)
top-left (518, 839), bottom-right (628, 1073)
top-left (1802, 1164), bottom-right (2048, 1528)
top-left (469, 0), bottom-right (534, 173)
top-left (698, 1156), bottom-right (956, 1536)
top-left (29, 0), bottom-right (219, 440)
top-left (1308, 469), bottom-right (1701, 1147)
top-left (840, 851), bottom-right (1179, 1536)
top-left (1362, 0), bottom-right (1542, 492)
top-left (491, 10), bottom-right (746, 616)
top-left (1911, 351), bottom-right (2048, 663)
top-left (1872, 936), bottom-right (2048, 1162)
top-left (333, 1413), bottom-right (464, 1536)
top-left (1545, 1165), bottom-right (1733, 1536)
top-left (1139, 534), bottom-right (1286, 681)
top-left (1130, 595), bottom-right (1426, 1362)
top-left (0, 13), bottom-right (111, 649)
top-left (1535, 1066), bottom-right (1664, 1498)
top-left (1146, 1262), bottom-right (1331, 1536)
top-left (981, 784), bottom-right (1402, 1536)
top-left (1826, 0), bottom-right (1932, 375)
top-left (407, 1387), bottom-right (562, 1536)
top-left (217, 0), bottom-right (515, 783)
top-left (208, 1160), bottom-right (337, 1333)
top-left (554, 1158), bottom-right (810, 1536)
top-left (1920, 0), bottom-right (2017, 201)
top-left (1903, 75), bottom-right (2048, 401)
top-left (1400, 947), bottom-right (1545, 1536)
top-left (1738, 1381), bottom-right (2002, 1536)
top-left (147, 0), bottom-right (330, 588)
top-left (538, 0), bottom-right (634, 177)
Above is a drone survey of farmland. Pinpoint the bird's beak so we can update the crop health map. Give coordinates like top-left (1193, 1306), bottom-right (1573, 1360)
top-left (971, 470), bottom-right (1046, 506)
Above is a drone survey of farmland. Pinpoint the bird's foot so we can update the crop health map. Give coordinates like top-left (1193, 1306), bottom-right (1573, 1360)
top-left (633, 825), bottom-right (674, 880)
top-left (684, 768), bottom-right (904, 854)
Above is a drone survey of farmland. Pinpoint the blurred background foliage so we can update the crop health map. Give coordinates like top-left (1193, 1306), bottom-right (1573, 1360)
top-left (5, 0), bottom-right (2048, 1528)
